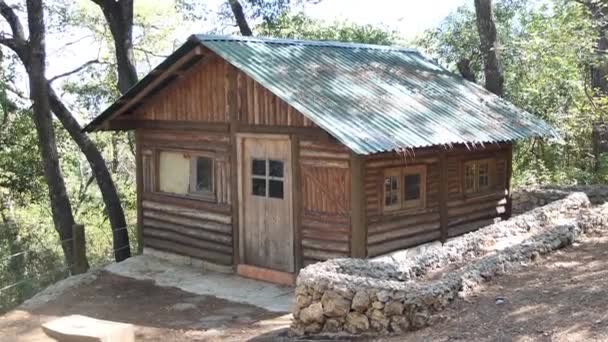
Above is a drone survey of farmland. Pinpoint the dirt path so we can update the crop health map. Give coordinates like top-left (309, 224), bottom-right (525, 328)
top-left (372, 236), bottom-right (608, 342)
top-left (0, 272), bottom-right (291, 341)
top-left (1, 237), bottom-right (607, 342)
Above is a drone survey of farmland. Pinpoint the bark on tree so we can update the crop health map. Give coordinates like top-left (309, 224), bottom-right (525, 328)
top-left (0, 0), bottom-right (131, 262)
top-left (474, 0), bottom-right (504, 97)
top-left (229, 0), bottom-right (253, 36)
top-left (457, 57), bottom-right (477, 82)
top-left (25, 0), bottom-right (77, 268)
top-left (90, 0), bottom-right (138, 94)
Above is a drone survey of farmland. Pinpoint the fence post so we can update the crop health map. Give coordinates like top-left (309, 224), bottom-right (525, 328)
top-left (72, 224), bottom-right (87, 274)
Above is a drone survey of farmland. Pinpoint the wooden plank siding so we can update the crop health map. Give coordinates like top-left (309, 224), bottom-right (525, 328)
top-left (138, 129), bottom-right (234, 265)
top-left (364, 152), bottom-right (442, 257)
top-left (363, 143), bottom-right (512, 257)
top-left (299, 139), bottom-right (351, 266)
top-left (446, 144), bottom-right (510, 237)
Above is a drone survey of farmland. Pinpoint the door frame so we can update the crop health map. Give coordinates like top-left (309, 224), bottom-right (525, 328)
top-left (236, 133), bottom-right (295, 279)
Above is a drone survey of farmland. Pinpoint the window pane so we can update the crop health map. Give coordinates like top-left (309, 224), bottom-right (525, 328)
top-left (252, 178), bottom-right (266, 196)
top-left (465, 164), bottom-right (475, 191)
top-left (404, 174), bottom-right (421, 200)
top-left (269, 160), bottom-right (284, 178)
top-left (391, 176), bottom-right (398, 190)
top-left (195, 157), bottom-right (213, 192)
top-left (159, 151), bottom-right (190, 194)
top-left (252, 159), bottom-right (266, 176)
top-left (268, 180), bottom-right (284, 199)
top-left (384, 177), bottom-right (392, 192)
top-left (478, 162), bottom-right (489, 188)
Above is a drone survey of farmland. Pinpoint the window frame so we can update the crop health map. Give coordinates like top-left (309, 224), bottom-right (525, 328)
top-left (250, 157), bottom-right (285, 200)
top-left (154, 149), bottom-right (216, 202)
top-left (382, 165), bottom-right (427, 213)
top-left (463, 158), bottom-right (495, 196)
top-left (189, 154), bottom-right (215, 199)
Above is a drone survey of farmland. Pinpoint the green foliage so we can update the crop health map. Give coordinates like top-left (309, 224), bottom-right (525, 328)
top-left (417, 0), bottom-right (606, 187)
top-left (257, 12), bottom-right (400, 45)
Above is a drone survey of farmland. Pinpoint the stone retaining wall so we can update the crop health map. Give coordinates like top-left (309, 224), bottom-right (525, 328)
top-left (291, 193), bottom-right (608, 337)
top-left (512, 185), bottom-right (608, 214)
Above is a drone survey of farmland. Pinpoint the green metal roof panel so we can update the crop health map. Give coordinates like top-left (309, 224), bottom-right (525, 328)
top-left (194, 35), bottom-right (558, 155)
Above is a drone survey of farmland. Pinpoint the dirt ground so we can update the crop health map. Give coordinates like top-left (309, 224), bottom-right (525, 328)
top-left (0, 236), bottom-right (607, 342)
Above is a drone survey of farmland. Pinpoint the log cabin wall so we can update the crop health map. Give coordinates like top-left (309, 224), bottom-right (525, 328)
top-left (299, 139), bottom-right (351, 266)
top-left (446, 143), bottom-right (511, 237)
top-left (364, 152), bottom-right (442, 257)
top-left (138, 129), bottom-right (234, 266)
top-left (364, 143), bottom-right (512, 257)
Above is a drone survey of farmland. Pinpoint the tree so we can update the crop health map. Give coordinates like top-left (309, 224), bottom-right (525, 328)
top-left (0, 1), bottom-right (131, 262)
top-left (0, 0), bottom-right (78, 268)
top-left (257, 13), bottom-right (399, 45)
top-left (89, 0), bottom-right (137, 95)
top-left (229, 0), bottom-right (253, 36)
top-left (475, 0), bottom-right (504, 96)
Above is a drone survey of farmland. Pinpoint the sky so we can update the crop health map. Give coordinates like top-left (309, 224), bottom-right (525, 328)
top-left (304, 0), bottom-right (466, 38)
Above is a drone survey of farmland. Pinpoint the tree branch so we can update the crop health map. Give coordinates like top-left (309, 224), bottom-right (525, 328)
top-left (0, 1), bottom-right (25, 42)
top-left (48, 59), bottom-right (101, 84)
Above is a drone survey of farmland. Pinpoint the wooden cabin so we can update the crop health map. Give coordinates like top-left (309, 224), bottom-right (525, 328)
top-left (85, 35), bottom-right (557, 284)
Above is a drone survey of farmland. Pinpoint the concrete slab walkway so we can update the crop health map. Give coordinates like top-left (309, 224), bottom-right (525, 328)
top-left (105, 255), bottom-right (293, 313)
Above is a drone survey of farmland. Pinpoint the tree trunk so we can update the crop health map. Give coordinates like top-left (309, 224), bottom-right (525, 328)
top-left (229, 0), bottom-right (253, 36)
top-left (25, 0), bottom-right (76, 268)
top-left (91, 0), bottom-right (138, 94)
top-left (474, 0), bottom-right (504, 97)
top-left (457, 57), bottom-right (477, 82)
top-left (47, 87), bottom-right (131, 261)
top-left (1, 0), bottom-right (130, 263)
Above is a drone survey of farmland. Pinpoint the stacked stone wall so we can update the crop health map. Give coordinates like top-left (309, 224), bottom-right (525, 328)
top-left (292, 193), bottom-right (608, 337)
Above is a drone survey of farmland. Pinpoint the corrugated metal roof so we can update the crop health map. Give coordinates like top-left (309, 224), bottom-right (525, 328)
top-left (193, 35), bottom-right (558, 154)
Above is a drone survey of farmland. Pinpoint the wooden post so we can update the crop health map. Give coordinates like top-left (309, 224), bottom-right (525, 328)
top-left (226, 64), bottom-right (240, 268)
top-left (291, 135), bottom-right (303, 272)
top-left (439, 150), bottom-right (449, 242)
top-left (350, 152), bottom-right (367, 258)
top-left (135, 130), bottom-right (144, 254)
top-left (72, 224), bottom-right (87, 274)
top-left (504, 143), bottom-right (513, 219)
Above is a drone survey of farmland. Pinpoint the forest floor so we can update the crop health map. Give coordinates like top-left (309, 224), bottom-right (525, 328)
top-left (0, 236), bottom-right (607, 342)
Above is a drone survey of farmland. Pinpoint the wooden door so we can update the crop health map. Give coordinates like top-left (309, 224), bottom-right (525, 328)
top-left (239, 135), bottom-right (294, 272)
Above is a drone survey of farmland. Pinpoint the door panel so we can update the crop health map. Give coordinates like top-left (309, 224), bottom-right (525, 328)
top-left (241, 136), bottom-right (294, 272)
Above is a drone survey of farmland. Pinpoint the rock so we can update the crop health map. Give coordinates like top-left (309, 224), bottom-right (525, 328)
top-left (372, 301), bottom-right (384, 310)
top-left (370, 309), bottom-right (390, 331)
top-left (321, 291), bottom-right (351, 317)
top-left (390, 315), bottom-right (410, 333)
top-left (411, 310), bottom-right (430, 329)
top-left (345, 312), bottom-right (369, 334)
top-left (304, 322), bottom-right (322, 334)
top-left (300, 302), bottom-right (324, 324)
top-left (295, 285), bottom-right (308, 296)
top-left (351, 291), bottom-right (370, 313)
top-left (323, 318), bottom-right (343, 333)
top-left (377, 290), bottom-right (391, 302)
top-left (384, 300), bottom-right (404, 316)
top-left (295, 294), bottom-right (312, 309)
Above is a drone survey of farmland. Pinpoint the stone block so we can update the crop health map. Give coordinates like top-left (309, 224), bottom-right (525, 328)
top-left (42, 315), bottom-right (134, 342)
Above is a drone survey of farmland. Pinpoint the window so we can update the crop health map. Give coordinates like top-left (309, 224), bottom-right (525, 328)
top-left (190, 156), bottom-right (214, 195)
top-left (251, 158), bottom-right (284, 199)
top-left (383, 165), bottom-right (426, 212)
top-left (464, 159), bottom-right (494, 194)
top-left (142, 150), bottom-right (154, 193)
top-left (158, 150), bottom-right (214, 198)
